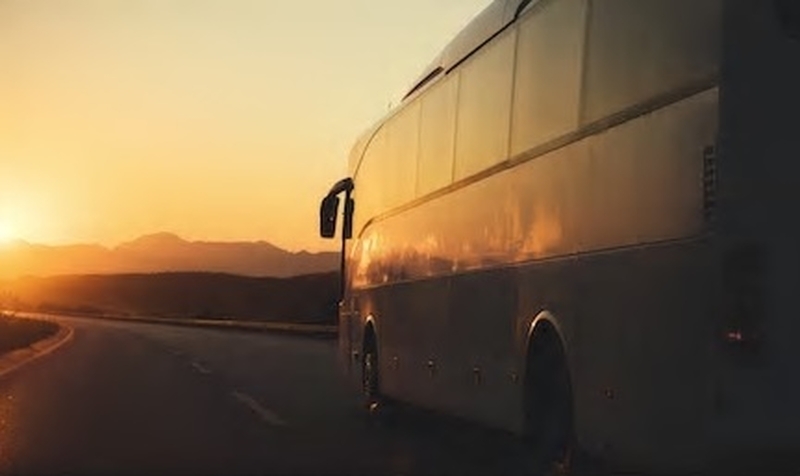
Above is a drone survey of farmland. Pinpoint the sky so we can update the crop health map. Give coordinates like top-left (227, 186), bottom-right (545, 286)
top-left (0, 0), bottom-right (491, 252)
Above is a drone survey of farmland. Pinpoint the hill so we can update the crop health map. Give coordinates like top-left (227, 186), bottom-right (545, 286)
top-left (0, 271), bottom-right (340, 324)
top-left (0, 233), bottom-right (338, 279)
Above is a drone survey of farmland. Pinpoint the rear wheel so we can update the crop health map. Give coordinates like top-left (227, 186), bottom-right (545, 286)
top-left (525, 325), bottom-right (575, 475)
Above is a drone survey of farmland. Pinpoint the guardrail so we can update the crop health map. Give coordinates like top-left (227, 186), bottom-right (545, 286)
top-left (11, 310), bottom-right (337, 338)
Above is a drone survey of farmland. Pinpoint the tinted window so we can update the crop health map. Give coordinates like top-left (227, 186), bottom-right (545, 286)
top-left (354, 101), bottom-right (421, 228)
top-left (454, 29), bottom-right (516, 180)
top-left (383, 101), bottom-right (421, 210)
top-left (417, 74), bottom-right (458, 196)
top-left (511, 0), bottom-right (586, 156)
top-left (353, 127), bottom-right (386, 230)
top-left (583, 0), bottom-right (721, 123)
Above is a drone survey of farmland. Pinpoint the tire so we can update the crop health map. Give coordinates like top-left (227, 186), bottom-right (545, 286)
top-left (525, 329), bottom-right (575, 475)
top-left (362, 332), bottom-right (381, 415)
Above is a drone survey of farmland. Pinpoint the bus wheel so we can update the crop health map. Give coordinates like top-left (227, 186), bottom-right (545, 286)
top-left (362, 329), bottom-right (381, 415)
top-left (525, 325), bottom-right (575, 475)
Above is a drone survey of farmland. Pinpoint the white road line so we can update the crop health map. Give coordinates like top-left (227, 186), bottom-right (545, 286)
top-left (190, 361), bottom-right (211, 374)
top-left (0, 325), bottom-right (74, 379)
top-left (231, 391), bottom-right (288, 427)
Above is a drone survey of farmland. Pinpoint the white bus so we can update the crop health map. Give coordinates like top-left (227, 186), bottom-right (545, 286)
top-left (320, 0), bottom-right (800, 473)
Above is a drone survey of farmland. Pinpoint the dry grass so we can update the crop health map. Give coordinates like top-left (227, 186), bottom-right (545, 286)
top-left (0, 312), bottom-right (59, 355)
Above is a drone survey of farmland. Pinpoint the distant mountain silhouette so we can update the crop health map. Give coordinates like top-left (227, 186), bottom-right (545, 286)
top-left (0, 233), bottom-right (338, 279)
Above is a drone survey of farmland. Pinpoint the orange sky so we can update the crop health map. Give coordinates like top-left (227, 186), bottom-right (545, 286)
top-left (0, 0), bottom-right (490, 252)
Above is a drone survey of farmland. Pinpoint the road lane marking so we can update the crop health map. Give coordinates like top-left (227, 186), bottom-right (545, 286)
top-left (231, 391), bottom-right (288, 427)
top-left (191, 361), bottom-right (211, 374)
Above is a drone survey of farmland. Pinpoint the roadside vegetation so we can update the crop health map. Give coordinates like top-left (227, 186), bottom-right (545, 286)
top-left (2, 271), bottom-right (339, 325)
top-left (0, 312), bottom-right (59, 355)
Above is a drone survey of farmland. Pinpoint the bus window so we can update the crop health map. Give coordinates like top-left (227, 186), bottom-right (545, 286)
top-left (511, 0), bottom-right (586, 156)
top-left (354, 127), bottom-right (387, 230)
top-left (583, 0), bottom-right (721, 124)
top-left (776, 0), bottom-right (800, 40)
top-left (454, 29), bottom-right (515, 180)
top-left (383, 101), bottom-right (421, 210)
top-left (417, 74), bottom-right (458, 197)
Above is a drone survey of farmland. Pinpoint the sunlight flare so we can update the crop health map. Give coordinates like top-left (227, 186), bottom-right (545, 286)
top-left (0, 219), bottom-right (16, 243)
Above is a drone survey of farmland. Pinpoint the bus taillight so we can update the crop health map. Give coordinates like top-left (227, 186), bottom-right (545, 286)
top-left (721, 244), bottom-right (764, 350)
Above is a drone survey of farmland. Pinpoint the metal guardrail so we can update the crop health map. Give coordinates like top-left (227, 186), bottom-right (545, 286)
top-left (11, 310), bottom-right (337, 338)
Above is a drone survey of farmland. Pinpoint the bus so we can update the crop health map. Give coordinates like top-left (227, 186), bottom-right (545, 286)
top-left (320, 0), bottom-right (800, 473)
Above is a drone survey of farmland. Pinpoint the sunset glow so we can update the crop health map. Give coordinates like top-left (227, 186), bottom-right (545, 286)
top-left (0, 0), bottom-right (491, 251)
top-left (0, 219), bottom-right (15, 243)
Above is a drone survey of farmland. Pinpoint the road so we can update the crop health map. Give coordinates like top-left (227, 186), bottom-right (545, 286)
top-left (0, 315), bottom-right (544, 475)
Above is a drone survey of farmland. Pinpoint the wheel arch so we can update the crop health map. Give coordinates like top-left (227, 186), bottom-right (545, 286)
top-left (362, 314), bottom-right (378, 353)
top-left (522, 310), bottom-right (575, 426)
top-left (523, 311), bottom-right (572, 379)
top-left (525, 310), bottom-right (569, 355)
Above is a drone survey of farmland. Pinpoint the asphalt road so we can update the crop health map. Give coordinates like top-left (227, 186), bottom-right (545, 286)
top-left (0, 315), bottom-right (546, 476)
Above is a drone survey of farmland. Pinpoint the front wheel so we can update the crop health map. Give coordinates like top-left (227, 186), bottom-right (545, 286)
top-left (362, 342), bottom-right (380, 414)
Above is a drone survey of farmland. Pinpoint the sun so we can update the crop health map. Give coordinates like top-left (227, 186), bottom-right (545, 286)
top-left (0, 220), bottom-right (16, 243)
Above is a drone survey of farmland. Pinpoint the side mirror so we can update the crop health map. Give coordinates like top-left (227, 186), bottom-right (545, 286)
top-left (320, 194), bottom-right (340, 238)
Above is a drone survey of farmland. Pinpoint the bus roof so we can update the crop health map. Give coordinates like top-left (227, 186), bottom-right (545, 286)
top-left (349, 0), bottom-right (529, 175)
top-left (404, 0), bottom-right (528, 100)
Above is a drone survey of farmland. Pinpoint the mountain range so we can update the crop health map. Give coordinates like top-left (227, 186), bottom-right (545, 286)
top-left (0, 233), bottom-right (339, 279)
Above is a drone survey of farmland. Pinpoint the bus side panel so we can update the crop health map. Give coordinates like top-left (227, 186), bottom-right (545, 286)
top-left (348, 86), bottom-right (718, 448)
top-left (444, 267), bottom-right (519, 427)
top-left (360, 279), bottom-right (452, 408)
top-left (556, 240), bottom-right (716, 471)
top-left (707, 0), bottom-right (800, 463)
top-left (349, 240), bottom-right (716, 474)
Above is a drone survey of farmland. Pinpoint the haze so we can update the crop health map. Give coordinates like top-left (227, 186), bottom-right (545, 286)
top-left (0, 0), bottom-right (490, 252)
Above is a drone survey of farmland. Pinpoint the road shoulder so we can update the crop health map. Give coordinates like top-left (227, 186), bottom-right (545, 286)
top-left (0, 322), bottom-right (74, 379)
